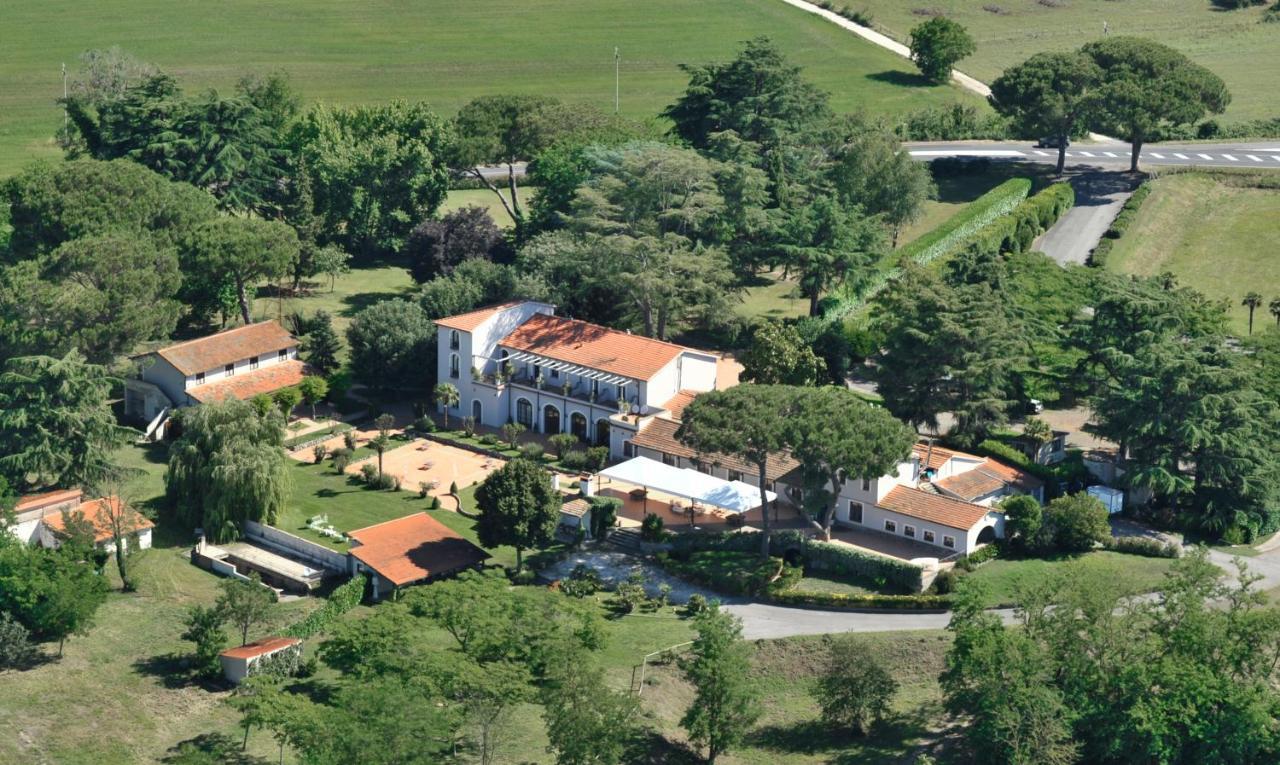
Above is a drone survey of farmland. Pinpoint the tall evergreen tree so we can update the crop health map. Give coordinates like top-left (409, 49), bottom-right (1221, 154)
top-left (0, 352), bottom-right (135, 492)
top-left (300, 310), bottom-right (341, 375)
top-left (679, 605), bottom-right (761, 765)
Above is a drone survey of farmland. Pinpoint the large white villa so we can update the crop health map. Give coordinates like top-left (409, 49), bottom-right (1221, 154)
top-left (434, 301), bottom-right (723, 459)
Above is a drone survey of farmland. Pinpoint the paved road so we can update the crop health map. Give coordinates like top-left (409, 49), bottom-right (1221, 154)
top-left (1034, 172), bottom-right (1141, 265)
top-left (906, 141), bottom-right (1280, 170)
top-left (725, 601), bottom-right (1017, 639)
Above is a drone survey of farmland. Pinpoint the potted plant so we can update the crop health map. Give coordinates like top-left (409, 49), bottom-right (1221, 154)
top-left (536, 372), bottom-right (545, 390)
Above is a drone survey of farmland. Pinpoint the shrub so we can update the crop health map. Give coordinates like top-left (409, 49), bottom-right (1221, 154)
top-left (931, 567), bottom-right (959, 594)
top-left (418, 480), bottom-right (436, 498)
top-left (413, 415), bottom-right (436, 433)
top-left (563, 564), bottom-right (602, 598)
top-left (1000, 495), bottom-right (1042, 549)
top-left (613, 571), bottom-right (649, 613)
top-left (312, 444), bottom-right (328, 464)
top-left (1105, 536), bottom-right (1181, 559)
top-left (549, 433), bottom-right (577, 458)
top-left (1103, 182), bottom-right (1152, 240)
top-left (584, 446), bottom-right (609, 472)
top-left (1036, 493), bottom-right (1111, 553)
top-left (429, 496), bottom-right (441, 510)
top-left (815, 637), bottom-right (899, 735)
top-left (684, 593), bottom-right (709, 616)
top-left (359, 462), bottom-right (379, 484)
top-left (342, 430), bottom-right (357, 451)
top-left (0, 611), bottom-right (37, 670)
top-left (330, 447), bottom-right (352, 474)
top-left (588, 496), bottom-right (621, 538)
top-left (501, 422), bottom-right (526, 449)
top-left (449, 481), bottom-right (459, 495)
top-left (520, 443), bottom-right (545, 461)
top-left (640, 512), bottom-right (665, 542)
top-left (461, 416), bottom-right (476, 437)
top-left (954, 543), bottom-right (1000, 572)
top-left (560, 449), bottom-right (588, 471)
top-left (479, 434), bottom-right (500, 446)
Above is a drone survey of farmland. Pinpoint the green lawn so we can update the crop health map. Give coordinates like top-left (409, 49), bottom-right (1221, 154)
top-left (439, 187), bottom-right (536, 229)
top-left (791, 574), bottom-right (880, 598)
top-left (963, 550), bottom-right (1180, 607)
top-left (735, 272), bottom-right (808, 322)
top-left (1106, 173), bottom-right (1280, 336)
top-left (0, 0), bottom-right (982, 177)
top-left (252, 264), bottom-right (416, 342)
top-left (849, 0), bottom-right (1280, 125)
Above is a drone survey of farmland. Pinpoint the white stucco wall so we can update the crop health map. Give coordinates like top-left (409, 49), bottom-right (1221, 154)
top-left (677, 351), bottom-right (719, 392)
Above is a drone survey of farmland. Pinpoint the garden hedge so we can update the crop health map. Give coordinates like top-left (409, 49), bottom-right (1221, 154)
top-left (1090, 181), bottom-right (1152, 268)
top-left (670, 530), bottom-right (925, 593)
top-left (283, 422), bottom-right (354, 451)
top-left (770, 590), bottom-right (952, 610)
top-left (285, 575), bottom-right (366, 639)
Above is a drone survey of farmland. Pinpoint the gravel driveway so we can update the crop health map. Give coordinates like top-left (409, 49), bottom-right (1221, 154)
top-left (539, 550), bottom-right (726, 605)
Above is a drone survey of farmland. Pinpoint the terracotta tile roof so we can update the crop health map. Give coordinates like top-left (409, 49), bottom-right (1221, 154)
top-left (630, 418), bottom-right (802, 483)
top-left (348, 513), bottom-right (489, 587)
top-left (186, 360), bottom-right (309, 404)
top-left (500, 313), bottom-right (684, 381)
top-left (560, 498), bottom-right (591, 518)
top-left (15, 489), bottom-right (83, 514)
top-left (154, 321), bottom-right (296, 376)
top-left (879, 486), bottom-right (992, 531)
top-left (660, 391), bottom-right (699, 421)
top-left (220, 636), bottom-right (301, 661)
top-left (930, 451), bottom-right (1042, 501)
top-left (912, 443), bottom-right (958, 472)
top-left (434, 301), bottom-right (525, 331)
top-left (39, 496), bottom-right (154, 544)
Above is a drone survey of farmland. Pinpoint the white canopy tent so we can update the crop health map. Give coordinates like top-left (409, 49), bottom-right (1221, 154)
top-left (596, 456), bottom-right (776, 514)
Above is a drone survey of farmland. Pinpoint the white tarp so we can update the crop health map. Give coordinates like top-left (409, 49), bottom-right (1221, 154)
top-left (596, 456), bottom-right (776, 514)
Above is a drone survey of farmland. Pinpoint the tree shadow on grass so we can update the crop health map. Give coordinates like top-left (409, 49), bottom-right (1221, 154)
top-left (866, 69), bottom-right (934, 88)
top-left (160, 732), bottom-right (272, 764)
top-left (340, 290), bottom-right (411, 317)
top-left (133, 653), bottom-right (226, 691)
top-left (625, 730), bottom-right (702, 765)
top-left (751, 706), bottom-right (943, 763)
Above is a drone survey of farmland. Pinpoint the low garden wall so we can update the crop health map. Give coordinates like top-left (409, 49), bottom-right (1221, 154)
top-left (243, 520), bottom-right (350, 573)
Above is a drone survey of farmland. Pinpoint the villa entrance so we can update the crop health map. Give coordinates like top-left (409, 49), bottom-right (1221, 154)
top-left (543, 405), bottom-right (561, 435)
top-left (570, 412), bottom-right (588, 441)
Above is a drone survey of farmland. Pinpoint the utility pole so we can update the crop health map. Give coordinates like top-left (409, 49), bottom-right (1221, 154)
top-left (61, 62), bottom-right (68, 130)
top-left (614, 47), bottom-right (620, 115)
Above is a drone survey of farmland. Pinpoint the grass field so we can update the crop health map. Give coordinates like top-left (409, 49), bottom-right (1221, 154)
top-left (1106, 173), bottom-right (1280, 336)
top-left (963, 550), bottom-right (1180, 607)
top-left (850, 0), bottom-right (1280, 125)
top-left (439, 188), bottom-right (534, 229)
top-left (0, 0), bottom-right (983, 177)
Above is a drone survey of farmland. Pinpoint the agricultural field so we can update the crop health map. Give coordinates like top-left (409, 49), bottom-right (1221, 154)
top-left (849, 0), bottom-right (1280, 124)
top-left (0, 0), bottom-right (984, 176)
top-left (1105, 172), bottom-right (1280, 336)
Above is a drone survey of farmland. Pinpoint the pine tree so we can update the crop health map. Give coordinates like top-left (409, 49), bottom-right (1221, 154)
top-left (679, 605), bottom-right (761, 765)
top-left (302, 310), bottom-right (341, 375)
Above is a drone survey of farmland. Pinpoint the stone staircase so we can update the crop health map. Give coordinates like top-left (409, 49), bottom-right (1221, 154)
top-left (606, 527), bottom-right (643, 553)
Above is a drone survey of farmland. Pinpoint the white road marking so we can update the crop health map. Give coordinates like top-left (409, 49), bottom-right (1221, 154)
top-left (1103, 151), bottom-right (1118, 157)
top-left (1197, 153), bottom-right (1213, 160)
top-left (1222, 154), bottom-right (1239, 161)
top-left (1175, 153), bottom-right (1189, 159)
top-left (1034, 150), bottom-right (1050, 156)
top-left (1149, 153), bottom-right (1165, 159)
top-left (908, 149), bottom-right (1026, 157)
top-left (1078, 151), bottom-right (1095, 157)
top-left (1247, 155), bottom-right (1263, 162)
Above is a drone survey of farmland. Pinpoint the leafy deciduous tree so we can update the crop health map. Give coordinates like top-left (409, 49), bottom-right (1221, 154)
top-left (474, 458), bottom-right (558, 572)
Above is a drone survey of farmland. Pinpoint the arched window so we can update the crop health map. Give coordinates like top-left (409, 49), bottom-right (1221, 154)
top-left (471, 400), bottom-right (482, 422)
top-left (516, 398), bottom-right (533, 427)
top-left (450, 354), bottom-right (460, 379)
top-left (543, 405), bottom-right (561, 435)
top-left (570, 412), bottom-right (588, 441)
top-left (594, 418), bottom-right (610, 447)
top-left (449, 330), bottom-right (460, 350)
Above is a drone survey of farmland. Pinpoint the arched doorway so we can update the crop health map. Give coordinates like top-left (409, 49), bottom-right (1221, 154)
top-left (543, 404), bottom-right (561, 435)
top-left (516, 398), bottom-right (533, 428)
top-left (594, 418), bottom-right (610, 448)
top-left (471, 400), bottom-right (482, 423)
top-left (570, 412), bottom-right (588, 441)
top-left (976, 526), bottom-right (997, 545)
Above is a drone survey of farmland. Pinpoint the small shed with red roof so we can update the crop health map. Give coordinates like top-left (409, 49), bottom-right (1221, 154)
top-left (219, 636), bottom-right (303, 684)
top-left (347, 513), bottom-right (489, 600)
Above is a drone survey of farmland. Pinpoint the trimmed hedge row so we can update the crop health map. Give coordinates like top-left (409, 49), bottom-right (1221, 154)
top-left (896, 177), bottom-right (1034, 268)
top-left (1090, 181), bottom-right (1152, 268)
top-left (658, 551), bottom-right (791, 597)
top-left (959, 182), bottom-right (1075, 257)
top-left (824, 178), bottom-right (1033, 322)
top-left (284, 422), bottom-right (354, 451)
top-left (670, 530), bottom-right (925, 593)
top-left (285, 575), bottom-right (366, 639)
top-left (770, 589), bottom-right (952, 610)
top-left (1105, 536), bottom-right (1181, 559)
